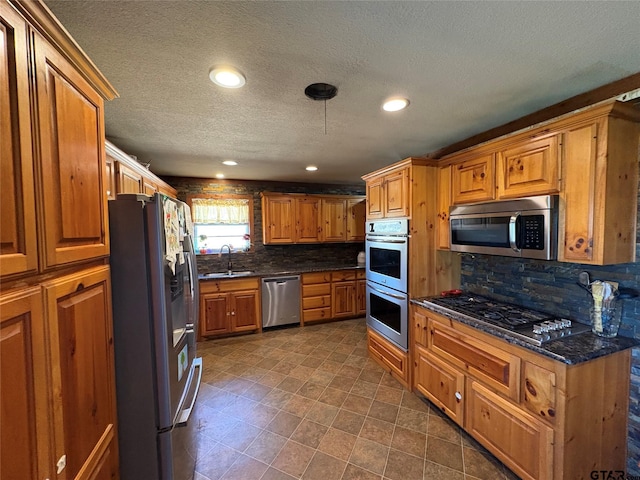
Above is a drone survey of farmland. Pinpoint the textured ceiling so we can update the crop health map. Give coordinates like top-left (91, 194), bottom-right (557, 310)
top-left (46, 1), bottom-right (640, 185)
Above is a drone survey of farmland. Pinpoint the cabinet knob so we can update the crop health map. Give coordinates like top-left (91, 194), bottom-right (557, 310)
top-left (455, 392), bottom-right (462, 402)
top-left (231, 311), bottom-right (236, 316)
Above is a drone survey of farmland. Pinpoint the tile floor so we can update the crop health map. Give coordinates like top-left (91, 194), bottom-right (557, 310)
top-left (193, 318), bottom-right (520, 480)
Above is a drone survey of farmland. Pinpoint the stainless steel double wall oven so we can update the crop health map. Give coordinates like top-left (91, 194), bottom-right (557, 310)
top-left (365, 219), bottom-right (409, 351)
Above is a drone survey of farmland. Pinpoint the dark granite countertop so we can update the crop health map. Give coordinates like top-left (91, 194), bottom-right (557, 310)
top-left (411, 297), bottom-right (639, 365)
top-left (198, 264), bottom-right (364, 280)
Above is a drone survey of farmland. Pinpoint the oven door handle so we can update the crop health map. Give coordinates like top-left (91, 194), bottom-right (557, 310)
top-left (509, 212), bottom-right (521, 253)
top-left (367, 283), bottom-right (406, 300)
top-left (366, 238), bottom-right (407, 244)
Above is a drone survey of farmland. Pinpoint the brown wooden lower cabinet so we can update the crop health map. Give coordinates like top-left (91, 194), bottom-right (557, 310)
top-left (367, 328), bottom-right (409, 388)
top-left (199, 278), bottom-right (260, 337)
top-left (0, 266), bottom-right (118, 480)
top-left (302, 269), bottom-right (364, 325)
top-left (412, 304), bottom-right (631, 480)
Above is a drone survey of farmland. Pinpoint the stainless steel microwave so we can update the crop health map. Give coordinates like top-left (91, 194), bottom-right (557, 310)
top-left (449, 195), bottom-right (558, 260)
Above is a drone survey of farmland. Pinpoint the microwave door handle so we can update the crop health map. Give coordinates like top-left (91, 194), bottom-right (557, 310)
top-left (509, 212), bottom-right (521, 253)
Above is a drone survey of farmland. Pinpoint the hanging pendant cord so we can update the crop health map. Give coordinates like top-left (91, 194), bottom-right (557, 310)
top-left (324, 99), bottom-right (327, 135)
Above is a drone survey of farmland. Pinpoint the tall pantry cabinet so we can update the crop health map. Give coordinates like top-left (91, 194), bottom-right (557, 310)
top-left (1, 1), bottom-right (119, 479)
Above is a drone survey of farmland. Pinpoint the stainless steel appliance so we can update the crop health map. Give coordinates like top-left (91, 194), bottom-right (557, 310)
top-left (426, 293), bottom-right (590, 346)
top-left (365, 219), bottom-right (409, 351)
top-left (262, 275), bottom-right (301, 328)
top-left (449, 194), bottom-right (558, 260)
top-left (109, 193), bottom-right (202, 480)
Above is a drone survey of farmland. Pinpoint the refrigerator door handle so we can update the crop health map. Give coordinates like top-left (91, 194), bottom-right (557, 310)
top-left (176, 357), bottom-right (202, 427)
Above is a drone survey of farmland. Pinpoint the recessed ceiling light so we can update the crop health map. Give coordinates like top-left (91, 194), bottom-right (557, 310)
top-left (306, 166), bottom-right (318, 172)
top-left (382, 97), bottom-right (410, 112)
top-left (209, 66), bottom-right (246, 88)
top-left (215, 173), bottom-right (225, 179)
top-left (222, 160), bottom-right (238, 166)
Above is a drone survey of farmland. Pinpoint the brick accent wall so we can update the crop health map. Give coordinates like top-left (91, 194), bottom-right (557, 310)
top-left (162, 176), bottom-right (366, 273)
top-left (459, 182), bottom-right (640, 474)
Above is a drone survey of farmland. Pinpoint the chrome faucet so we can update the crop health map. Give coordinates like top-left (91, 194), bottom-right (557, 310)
top-left (220, 244), bottom-right (233, 274)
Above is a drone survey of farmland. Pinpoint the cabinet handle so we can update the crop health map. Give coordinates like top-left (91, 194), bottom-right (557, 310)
top-left (56, 454), bottom-right (66, 474)
top-left (455, 392), bottom-right (462, 402)
top-left (231, 311), bottom-right (235, 316)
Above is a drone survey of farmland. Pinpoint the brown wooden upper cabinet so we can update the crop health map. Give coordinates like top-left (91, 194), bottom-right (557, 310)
top-left (106, 140), bottom-right (177, 199)
top-left (436, 166), bottom-right (452, 250)
top-left (262, 193), bottom-right (365, 244)
top-left (364, 166), bottom-right (410, 219)
top-left (496, 134), bottom-right (560, 199)
top-left (451, 153), bottom-right (495, 204)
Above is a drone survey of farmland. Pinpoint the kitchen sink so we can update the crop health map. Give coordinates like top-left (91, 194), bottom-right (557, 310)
top-left (201, 271), bottom-right (255, 279)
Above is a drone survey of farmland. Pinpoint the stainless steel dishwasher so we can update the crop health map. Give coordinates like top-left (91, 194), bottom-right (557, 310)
top-left (261, 275), bottom-right (301, 328)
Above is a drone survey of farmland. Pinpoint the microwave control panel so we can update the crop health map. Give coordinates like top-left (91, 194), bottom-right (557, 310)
top-left (522, 215), bottom-right (544, 250)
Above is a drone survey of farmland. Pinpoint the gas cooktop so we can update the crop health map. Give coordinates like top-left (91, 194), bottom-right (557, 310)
top-left (427, 293), bottom-right (591, 346)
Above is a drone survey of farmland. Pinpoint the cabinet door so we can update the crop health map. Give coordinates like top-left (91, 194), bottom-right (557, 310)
top-left (262, 196), bottom-right (295, 244)
top-left (559, 122), bottom-right (598, 263)
top-left (332, 281), bottom-right (356, 318)
top-left (383, 169), bottom-right (410, 218)
top-left (356, 279), bottom-right (366, 315)
top-left (436, 166), bottom-right (452, 250)
top-left (346, 198), bottom-right (366, 241)
top-left (466, 380), bottom-right (553, 480)
top-left (104, 155), bottom-right (116, 200)
top-left (296, 196), bottom-right (322, 243)
top-left (414, 347), bottom-right (464, 426)
top-left (201, 293), bottom-right (230, 336)
top-left (366, 177), bottom-right (384, 219)
top-left (1, 287), bottom-right (52, 480)
top-left (33, 34), bottom-right (110, 268)
top-left (497, 135), bottom-right (560, 199)
top-left (43, 266), bottom-right (118, 480)
top-left (451, 154), bottom-right (495, 204)
top-left (413, 309), bottom-right (428, 347)
top-left (116, 162), bottom-right (143, 194)
top-left (143, 178), bottom-right (158, 196)
top-left (0, 4), bottom-right (38, 277)
top-left (231, 290), bottom-right (260, 332)
top-left (322, 198), bottom-right (347, 242)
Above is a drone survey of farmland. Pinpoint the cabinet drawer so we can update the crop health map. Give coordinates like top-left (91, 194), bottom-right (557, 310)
top-left (303, 295), bottom-right (331, 309)
top-left (302, 272), bottom-right (331, 284)
top-left (303, 283), bottom-right (331, 297)
top-left (303, 307), bottom-right (331, 323)
top-left (521, 362), bottom-right (557, 426)
top-left (199, 277), bottom-right (259, 293)
top-left (332, 270), bottom-right (356, 281)
top-left (428, 318), bottom-right (520, 401)
top-left (356, 269), bottom-right (365, 279)
top-left (367, 328), bottom-right (408, 384)
top-left (466, 380), bottom-right (553, 480)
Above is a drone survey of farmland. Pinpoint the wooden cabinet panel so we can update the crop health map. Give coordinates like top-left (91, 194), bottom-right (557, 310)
top-left (302, 271), bottom-right (332, 284)
top-left (436, 166), bottom-right (451, 250)
top-left (104, 155), bottom-right (116, 200)
top-left (303, 307), bottom-right (331, 323)
top-left (332, 270), bottom-right (356, 282)
top-left (332, 281), bottom-right (356, 318)
top-left (346, 198), bottom-right (366, 241)
top-left (414, 347), bottom-right (464, 425)
top-left (466, 380), bottom-right (553, 480)
top-left (116, 161), bottom-right (143, 194)
top-left (357, 279), bottom-right (366, 316)
top-left (451, 153), bottom-right (495, 204)
top-left (366, 177), bottom-right (384, 219)
top-left (0, 5), bottom-right (38, 277)
top-left (383, 168), bottom-right (410, 218)
top-left (231, 290), bottom-right (260, 332)
top-left (303, 295), bottom-right (331, 309)
top-left (303, 283), bottom-right (331, 297)
top-left (413, 309), bottom-right (428, 347)
top-left (296, 197), bottom-right (322, 243)
top-left (521, 361), bottom-right (556, 425)
top-left (321, 198), bottom-right (347, 242)
top-left (143, 179), bottom-right (158, 196)
top-left (263, 195), bottom-right (295, 244)
top-left (201, 293), bottom-right (230, 336)
top-left (368, 328), bottom-right (409, 387)
top-left (43, 266), bottom-right (117, 480)
top-left (34, 35), bottom-right (109, 268)
top-left (497, 135), bottom-right (560, 199)
top-left (0, 287), bottom-right (51, 480)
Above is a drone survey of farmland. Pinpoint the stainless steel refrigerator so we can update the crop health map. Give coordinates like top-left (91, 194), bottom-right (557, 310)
top-left (109, 193), bottom-right (202, 480)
